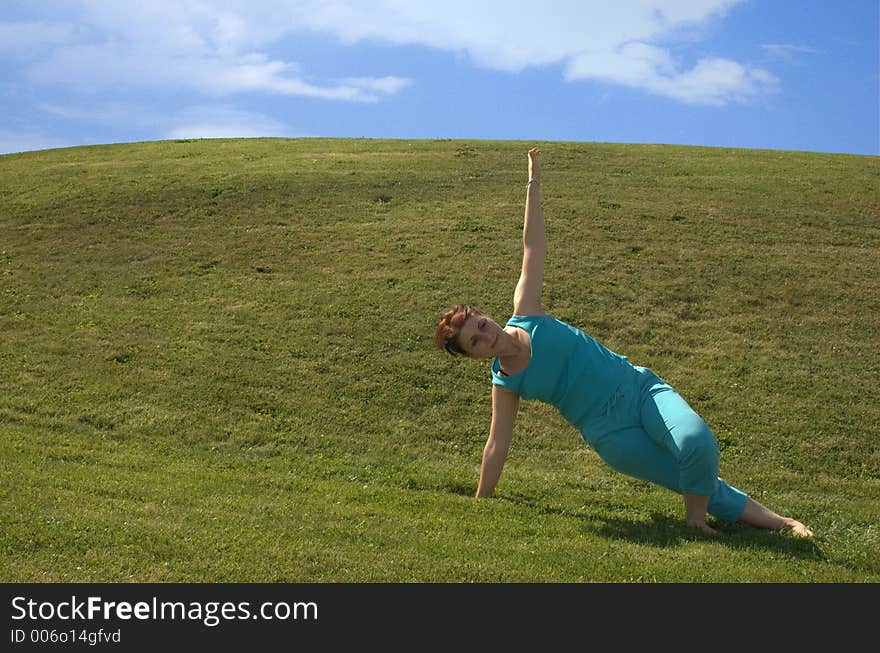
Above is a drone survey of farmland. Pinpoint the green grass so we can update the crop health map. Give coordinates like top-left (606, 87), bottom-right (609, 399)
top-left (1, 138), bottom-right (877, 582)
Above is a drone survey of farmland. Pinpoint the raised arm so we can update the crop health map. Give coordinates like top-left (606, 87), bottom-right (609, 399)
top-left (513, 148), bottom-right (546, 316)
top-left (476, 384), bottom-right (520, 497)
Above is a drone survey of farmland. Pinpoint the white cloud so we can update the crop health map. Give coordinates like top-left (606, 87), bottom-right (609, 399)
top-left (294, 0), bottom-right (774, 105)
top-left (39, 102), bottom-right (300, 141)
top-left (334, 76), bottom-right (413, 96)
top-left (657, 57), bottom-right (777, 105)
top-left (761, 44), bottom-right (818, 63)
top-left (165, 106), bottom-right (293, 139)
top-left (12, 1), bottom-right (774, 107)
top-left (566, 44), bottom-right (777, 105)
top-left (28, 42), bottom-right (406, 102)
top-left (14, 2), bottom-right (413, 103)
top-left (40, 102), bottom-right (146, 125)
top-left (566, 43), bottom-right (678, 88)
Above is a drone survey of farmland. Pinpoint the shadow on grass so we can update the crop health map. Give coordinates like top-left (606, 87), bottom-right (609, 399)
top-left (428, 481), bottom-right (825, 562)
top-left (597, 512), bottom-right (826, 560)
top-left (499, 494), bottom-right (826, 561)
top-left (443, 480), bottom-right (477, 497)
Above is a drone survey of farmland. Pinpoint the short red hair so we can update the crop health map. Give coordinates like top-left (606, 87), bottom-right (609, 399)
top-left (434, 303), bottom-right (484, 356)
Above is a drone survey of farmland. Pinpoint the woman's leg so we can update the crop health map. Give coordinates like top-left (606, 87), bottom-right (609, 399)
top-left (739, 496), bottom-right (814, 537)
top-left (683, 493), bottom-right (716, 534)
top-left (637, 379), bottom-right (730, 532)
top-left (637, 372), bottom-right (812, 537)
top-left (589, 425), bottom-right (747, 531)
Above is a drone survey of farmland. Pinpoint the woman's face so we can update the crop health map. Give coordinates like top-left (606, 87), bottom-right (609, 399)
top-left (457, 314), bottom-right (504, 359)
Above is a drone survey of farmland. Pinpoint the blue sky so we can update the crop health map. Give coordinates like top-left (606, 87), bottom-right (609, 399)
top-left (1, 0), bottom-right (877, 155)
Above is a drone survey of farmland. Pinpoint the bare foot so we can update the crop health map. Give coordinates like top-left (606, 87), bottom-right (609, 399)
top-left (683, 493), bottom-right (714, 535)
top-left (783, 519), bottom-right (814, 538)
top-left (687, 520), bottom-right (719, 536)
top-left (739, 497), bottom-right (814, 537)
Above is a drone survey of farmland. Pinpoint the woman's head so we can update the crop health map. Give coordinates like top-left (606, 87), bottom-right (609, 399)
top-left (434, 303), bottom-right (501, 359)
top-left (434, 303), bottom-right (477, 356)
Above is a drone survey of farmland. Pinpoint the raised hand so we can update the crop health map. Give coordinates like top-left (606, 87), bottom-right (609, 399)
top-left (528, 147), bottom-right (541, 182)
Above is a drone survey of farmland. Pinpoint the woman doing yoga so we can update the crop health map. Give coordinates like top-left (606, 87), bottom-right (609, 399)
top-left (434, 148), bottom-right (812, 537)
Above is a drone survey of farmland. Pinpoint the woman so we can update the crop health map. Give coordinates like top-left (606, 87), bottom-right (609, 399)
top-left (434, 148), bottom-right (813, 537)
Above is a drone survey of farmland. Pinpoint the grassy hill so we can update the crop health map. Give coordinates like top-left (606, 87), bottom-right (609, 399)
top-left (1, 138), bottom-right (877, 581)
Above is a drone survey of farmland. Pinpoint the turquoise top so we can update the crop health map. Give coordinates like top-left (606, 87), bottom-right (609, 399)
top-left (491, 314), bottom-right (633, 429)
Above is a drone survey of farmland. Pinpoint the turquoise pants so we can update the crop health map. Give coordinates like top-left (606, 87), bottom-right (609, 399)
top-left (579, 366), bottom-right (748, 522)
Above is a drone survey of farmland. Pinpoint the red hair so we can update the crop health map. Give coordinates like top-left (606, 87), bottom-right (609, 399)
top-left (434, 303), bottom-right (484, 356)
